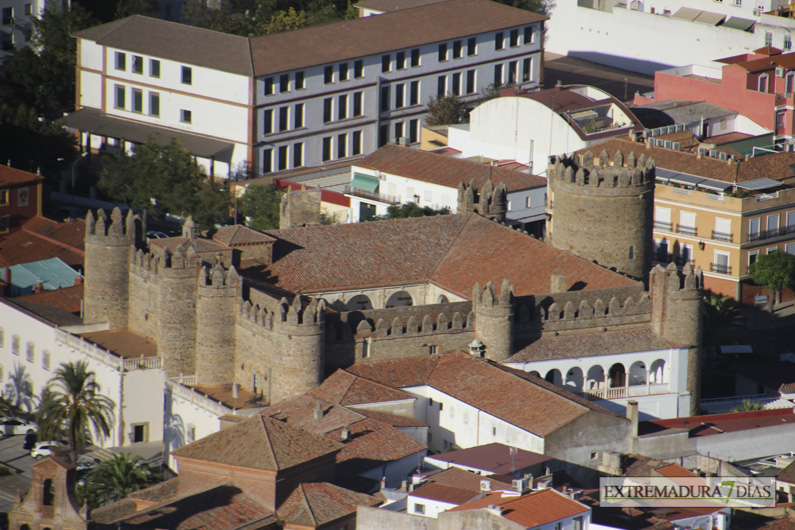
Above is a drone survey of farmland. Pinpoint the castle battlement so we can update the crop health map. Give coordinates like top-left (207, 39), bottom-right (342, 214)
top-left (86, 207), bottom-right (140, 242)
top-left (198, 263), bottom-right (240, 290)
top-left (458, 178), bottom-right (508, 222)
top-left (548, 149), bottom-right (655, 193)
top-left (473, 279), bottom-right (513, 308)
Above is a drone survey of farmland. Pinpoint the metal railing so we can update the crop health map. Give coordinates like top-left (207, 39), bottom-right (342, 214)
top-left (710, 262), bottom-right (732, 274)
top-left (344, 185), bottom-right (401, 205)
top-left (711, 230), bottom-right (733, 243)
top-left (676, 224), bottom-right (697, 236)
top-left (653, 220), bottom-right (672, 231)
top-left (749, 225), bottom-right (795, 242)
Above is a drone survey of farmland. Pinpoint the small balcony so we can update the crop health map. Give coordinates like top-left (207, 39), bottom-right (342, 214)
top-left (676, 224), bottom-right (697, 236)
top-left (653, 220), bottom-right (673, 231)
top-left (711, 230), bottom-right (733, 243)
top-left (344, 185), bottom-right (401, 205)
top-left (749, 225), bottom-right (795, 242)
top-left (710, 262), bottom-right (732, 275)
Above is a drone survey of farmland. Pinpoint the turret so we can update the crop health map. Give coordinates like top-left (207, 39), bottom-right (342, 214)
top-left (474, 279), bottom-right (514, 362)
top-left (195, 263), bottom-right (241, 384)
top-left (157, 243), bottom-right (200, 377)
top-left (457, 177), bottom-right (508, 222)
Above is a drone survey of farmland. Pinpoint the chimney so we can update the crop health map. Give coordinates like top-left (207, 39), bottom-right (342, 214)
top-left (486, 505), bottom-right (504, 516)
top-left (627, 400), bottom-right (639, 452)
top-left (341, 425), bottom-right (350, 442)
top-left (313, 403), bottom-right (324, 420)
top-left (232, 382), bottom-right (239, 399)
top-left (33, 282), bottom-right (44, 294)
top-left (550, 274), bottom-right (567, 293)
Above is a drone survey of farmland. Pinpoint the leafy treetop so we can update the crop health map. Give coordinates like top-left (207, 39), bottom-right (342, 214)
top-left (748, 250), bottom-right (795, 305)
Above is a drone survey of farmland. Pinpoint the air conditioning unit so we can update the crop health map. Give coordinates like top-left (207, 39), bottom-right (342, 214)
top-left (512, 478), bottom-right (529, 492)
top-left (697, 147), bottom-right (707, 156)
top-left (375, 170), bottom-right (384, 181)
top-left (394, 136), bottom-right (410, 146)
top-left (481, 479), bottom-right (492, 492)
top-left (777, 67), bottom-right (786, 78)
top-left (719, 151), bottom-right (729, 160)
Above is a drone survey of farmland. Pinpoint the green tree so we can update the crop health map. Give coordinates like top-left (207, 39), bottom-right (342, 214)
top-left (702, 293), bottom-right (743, 346)
top-left (114, 0), bottom-right (161, 18)
top-left (265, 7), bottom-right (306, 33)
top-left (479, 82), bottom-right (517, 105)
top-left (732, 399), bottom-right (764, 412)
top-left (4, 363), bottom-right (35, 413)
top-left (748, 250), bottom-right (795, 308)
top-left (0, 103), bottom-right (77, 174)
top-left (36, 361), bottom-right (116, 461)
top-left (97, 137), bottom-right (229, 229)
top-left (492, 0), bottom-right (550, 15)
top-left (425, 94), bottom-right (467, 126)
top-left (374, 202), bottom-right (451, 220)
top-left (81, 453), bottom-right (154, 507)
top-left (239, 184), bottom-right (284, 231)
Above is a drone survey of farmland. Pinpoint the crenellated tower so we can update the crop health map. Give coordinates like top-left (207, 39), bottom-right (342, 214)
top-left (83, 207), bottom-right (142, 328)
top-left (196, 262), bottom-right (242, 385)
top-left (547, 149), bottom-right (655, 280)
top-left (157, 243), bottom-right (200, 378)
top-left (650, 262), bottom-right (703, 415)
top-left (474, 279), bottom-right (514, 362)
top-left (457, 177), bottom-right (508, 222)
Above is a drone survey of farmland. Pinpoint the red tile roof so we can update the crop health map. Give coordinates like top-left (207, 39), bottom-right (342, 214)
top-left (642, 408), bottom-right (795, 438)
top-left (173, 413), bottom-right (343, 471)
top-left (508, 329), bottom-right (679, 363)
top-left (15, 284), bottom-right (83, 313)
top-left (345, 356), bottom-right (440, 388)
top-left (426, 466), bottom-right (512, 491)
top-left (0, 166), bottom-right (43, 187)
top-left (353, 408), bottom-right (428, 427)
top-left (450, 488), bottom-right (589, 527)
top-left (356, 144), bottom-right (546, 192)
top-left (211, 225), bottom-right (275, 247)
top-left (308, 369), bottom-right (416, 407)
top-left (0, 217), bottom-right (85, 268)
top-left (427, 442), bottom-right (551, 474)
top-left (277, 482), bottom-right (380, 527)
top-left (777, 461), bottom-right (795, 485)
top-left (410, 482), bottom-right (483, 504)
top-left (655, 463), bottom-right (695, 478)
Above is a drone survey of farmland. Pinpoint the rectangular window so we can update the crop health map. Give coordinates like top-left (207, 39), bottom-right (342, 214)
top-left (280, 74), bottom-right (289, 92)
top-left (24, 3), bottom-right (32, 16)
top-left (749, 250), bottom-right (759, 265)
top-left (759, 74), bottom-right (769, 93)
top-left (396, 51), bottom-right (406, 70)
top-left (395, 83), bottom-right (405, 109)
top-left (394, 121), bottom-right (404, 140)
top-left (766, 31), bottom-right (773, 46)
top-left (379, 124), bottom-right (388, 147)
top-left (437, 75), bottom-right (446, 96)
top-left (0, 190), bottom-right (7, 206)
top-left (294, 103), bottom-right (304, 128)
top-left (263, 109), bottom-right (273, 134)
top-left (181, 66), bottom-right (192, 85)
top-left (523, 57), bottom-right (532, 82)
top-left (495, 31), bottom-right (504, 50)
top-left (409, 81), bottom-right (419, 105)
top-left (11, 335), bottom-right (19, 355)
top-left (353, 130), bottom-right (362, 155)
top-left (453, 40), bottom-right (462, 58)
top-left (150, 59), bottom-right (160, 78)
top-left (114, 84), bottom-right (125, 109)
top-left (467, 37), bottom-right (476, 55)
top-left (322, 136), bottom-right (332, 161)
top-left (149, 92), bottom-right (160, 117)
top-left (466, 69), bottom-right (475, 94)
top-left (786, 36), bottom-right (792, 51)
top-left (279, 106), bottom-right (289, 131)
top-left (380, 86), bottom-right (390, 112)
top-left (42, 350), bottom-right (50, 371)
top-left (338, 133), bottom-right (347, 159)
top-left (411, 48), bottom-right (420, 67)
top-left (414, 503), bottom-right (425, 515)
top-left (510, 28), bottom-right (519, 47)
top-left (1, 7), bottom-right (11, 25)
top-left (452, 72), bottom-right (461, 96)
top-left (339, 62), bottom-right (349, 81)
top-left (409, 118), bottom-right (418, 143)
top-left (494, 64), bottom-right (503, 84)
top-left (321, 65), bottom-right (332, 84)
top-left (132, 55), bottom-right (143, 74)
top-left (278, 145), bottom-right (288, 171)
top-left (749, 218), bottom-right (761, 240)
top-left (323, 97), bottom-right (333, 122)
top-left (180, 109), bottom-right (192, 123)
top-left (508, 60), bottom-right (518, 84)
top-left (338, 94), bottom-right (348, 120)
top-left (293, 142), bottom-right (303, 168)
top-left (438, 43), bottom-right (447, 62)
top-left (353, 92), bottom-right (363, 116)
top-left (295, 70), bottom-right (305, 89)
top-left (26, 342), bottom-right (34, 363)
top-left (0, 328), bottom-right (4, 348)
top-left (354, 59), bottom-right (364, 78)
top-left (382, 54), bottom-right (391, 73)
top-left (524, 26), bottom-right (534, 44)
top-left (115, 51), bottom-right (126, 70)
top-left (132, 88), bottom-right (143, 112)
top-left (262, 148), bottom-right (272, 174)
top-left (264, 77), bottom-right (274, 95)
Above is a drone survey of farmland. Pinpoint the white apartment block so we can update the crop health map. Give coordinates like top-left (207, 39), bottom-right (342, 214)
top-left (66, 0), bottom-right (545, 179)
top-left (0, 0), bottom-right (69, 64)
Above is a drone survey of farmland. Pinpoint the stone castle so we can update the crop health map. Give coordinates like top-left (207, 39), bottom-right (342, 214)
top-left (81, 148), bottom-right (703, 410)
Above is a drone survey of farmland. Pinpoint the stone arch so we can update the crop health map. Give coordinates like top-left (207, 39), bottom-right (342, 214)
top-left (20, 525), bottom-right (31, 530)
top-left (386, 291), bottom-right (414, 308)
top-left (437, 295), bottom-right (449, 304)
top-left (565, 366), bottom-right (584, 392)
top-left (586, 365), bottom-right (605, 390)
top-left (608, 363), bottom-right (626, 388)
top-left (43, 478), bottom-right (54, 506)
top-left (529, 371), bottom-right (540, 378)
top-left (545, 369), bottom-right (562, 386)
top-left (628, 361), bottom-right (647, 386)
top-left (346, 295), bottom-right (373, 311)
top-left (650, 359), bottom-right (666, 384)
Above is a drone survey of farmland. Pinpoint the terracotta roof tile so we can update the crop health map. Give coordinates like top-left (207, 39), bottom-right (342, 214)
top-left (426, 466), bottom-right (512, 491)
top-left (173, 413), bottom-right (343, 471)
top-left (0, 217), bottom-right (85, 268)
top-left (328, 417), bottom-right (427, 475)
top-left (277, 483), bottom-right (380, 527)
top-left (345, 356), bottom-right (440, 388)
top-left (353, 408), bottom-right (428, 427)
top-left (428, 442), bottom-right (550, 474)
top-left (308, 369), bottom-right (416, 406)
top-left (410, 482), bottom-right (483, 504)
top-left (354, 0), bottom-right (450, 13)
top-left (15, 284), bottom-right (83, 313)
top-left (0, 166), bottom-right (43, 187)
top-left (356, 144), bottom-right (546, 192)
top-left (508, 329), bottom-right (678, 363)
top-left (210, 225), bottom-right (275, 247)
top-left (149, 236), bottom-right (229, 254)
top-left (450, 488), bottom-right (590, 527)
top-left (128, 478), bottom-right (179, 502)
top-left (655, 463), bottom-right (695, 478)
top-left (778, 461), bottom-right (795, 484)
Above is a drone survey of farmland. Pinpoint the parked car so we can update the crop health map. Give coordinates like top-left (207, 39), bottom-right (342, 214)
top-left (146, 231), bottom-right (169, 242)
top-left (75, 455), bottom-right (100, 472)
top-left (0, 417), bottom-right (37, 436)
top-left (31, 441), bottom-right (68, 459)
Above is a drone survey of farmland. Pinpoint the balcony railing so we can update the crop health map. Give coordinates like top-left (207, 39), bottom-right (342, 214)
top-left (749, 225), bottom-right (795, 242)
top-left (676, 224), bottom-right (697, 236)
top-left (344, 185), bottom-right (401, 205)
top-left (653, 220), bottom-right (672, 231)
top-left (710, 262), bottom-right (732, 275)
top-left (711, 230), bottom-right (733, 243)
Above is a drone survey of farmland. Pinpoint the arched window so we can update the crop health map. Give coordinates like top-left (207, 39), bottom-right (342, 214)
top-left (42, 479), bottom-right (54, 506)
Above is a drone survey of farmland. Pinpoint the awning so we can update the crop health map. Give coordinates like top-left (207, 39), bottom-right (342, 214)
top-left (736, 178), bottom-right (783, 191)
top-left (669, 173), bottom-right (705, 187)
top-left (696, 179), bottom-right (732, 192)
top-left (60, 108), bottom-right (235, 162)
top-left (694, 11), bottom-right (725, 25)
top-left (722, 16), bottom-right (755, 31)
top-left (350, 173), bottom-right (380, 192)
top-left (672, 7), bottom-right (701, 20)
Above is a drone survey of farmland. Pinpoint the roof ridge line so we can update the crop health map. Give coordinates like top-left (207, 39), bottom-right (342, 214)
top-left (426, 213), bottom-right (474, 282)
top-left (258, 415), bottom-right (281, 470)
top-left (300, 484), bottom-right (320, 526)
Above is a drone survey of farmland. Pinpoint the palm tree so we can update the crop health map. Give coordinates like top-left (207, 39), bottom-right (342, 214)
top-left (36, 361), bottom-right (115, 461)
top-left (83, 453), bottom-right (153, 506)
top-left (4, 362), bottom-right (34, 413)
top-left (703, 293), bottom-right (744, 346)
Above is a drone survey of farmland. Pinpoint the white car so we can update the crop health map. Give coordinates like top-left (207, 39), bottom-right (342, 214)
top-left (76, 455), bottom-right (100, 472)
top-left (0, 417), bottom-right (37, 436)
top-left (31, 440), bottom-right (68, 459)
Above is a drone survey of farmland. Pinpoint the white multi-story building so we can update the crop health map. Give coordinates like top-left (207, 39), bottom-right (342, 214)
top-left (0, 0), bottom-right (69, 64)
top-left (66, 0), bottom-right (545, 179)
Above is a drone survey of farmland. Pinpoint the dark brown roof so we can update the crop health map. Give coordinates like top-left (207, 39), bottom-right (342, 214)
top-left (0, 165), bottom-right (43, 187)
top-left (345, 356), bottom-right (440, 388)
top-left (249, 0), bottom-right (546, 76)
top-left (777, 460), bottom-right (795, 484)
top-left (15, 284), bottom-right (83, 314)
top-left (256, 213), bottom-right (637, 297)
top-left (128, 478), bottom-right (179, 503)
top-left (73, 16), bottom-right (254, 76)
top-left (0, 217), bottom-right (85, 269)
top-left (508, 329), bottom-right (678, 363)
top-left (277, 483), bottom-right (380, 527)
top-left (79, 328), bottom-right (158, 359)
top-left (426, 466), bottom-right (512, 490)
top-left (573, 138), bottom-right (795, 184)
top-left (308, 369), bottom-right (416, 406)
top-left (427, 442), bottom-right (551, 474)
top-left (410, 482), bottom-right (482, 504)
top-left (736, 50), bottom-right (795, 72)
top-left (353, 408), bottom-right (428, 427)
top-left (211, 225), bottom-right (275, 247)
top-left (354, 0), bottom-right (450, 13)
top-left (356, 144), bottom-right (546, 192)
top-left (173, 413), bottom-right (343, 471)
